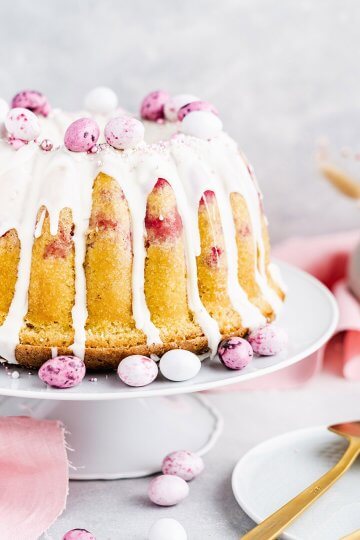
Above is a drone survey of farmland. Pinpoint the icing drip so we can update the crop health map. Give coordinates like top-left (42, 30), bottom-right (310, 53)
top-left (170, 136), bottom-right (265, 330)
top-left (101, 149), bottom-right (162, 346)
top-left (0, 116), bottom-right (284, 363)
top-left (0, 143), bottom-right (41, 361)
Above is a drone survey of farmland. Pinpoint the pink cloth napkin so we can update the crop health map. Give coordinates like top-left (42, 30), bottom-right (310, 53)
top-left (236, 230), bottom-right (360, 390)
top-left (0, 416), bottom-right (68, 540)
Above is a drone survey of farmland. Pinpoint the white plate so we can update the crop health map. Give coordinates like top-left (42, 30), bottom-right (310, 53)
top-left (232, 426), bottom-right (360, 540)
top-left (0, 262), bottom-right (338, 401)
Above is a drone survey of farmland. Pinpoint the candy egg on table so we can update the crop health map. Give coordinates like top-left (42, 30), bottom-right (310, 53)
top-left (64, 117), bottom-right (100, 152)
top-left (148, 474), bottom-right (189, 506)
top-left (148, 518), bottom-right (187, 540)
top-left (63, 529), bottom-right (96, 540)
top-left (217, 337), bottom-right (253, 370)
top-left (38, 355), bottom-right (86, 389)
top-left (104, 115), bottom-right (144, 149)
top-left (84, 86), bottom-right (118, 115)
top-left (118, 355), bottom-right (158, 387)
top-left (248, 324), bottom-right (288, 356)
top-left (180, 110), bottom-right (223, 139)
top-left (5, 107), bottom-right (40, 142)
top-left (11, 89), bottom-right (50, 116)
top-left (159, 349), bottom-right (201, 382)
top-left (162, 450), bottom-right (204, 481)
top-left (140, 90), bottom-right (170, 121)
top-left (164, 94), bottom-right (199, 122)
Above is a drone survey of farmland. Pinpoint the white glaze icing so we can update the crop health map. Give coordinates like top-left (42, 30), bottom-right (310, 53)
top-left (0, 110), bottom-right (283, 363)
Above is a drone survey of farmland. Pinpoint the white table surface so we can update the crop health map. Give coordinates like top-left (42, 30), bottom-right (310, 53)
top-left (44, 371), bottom-right (360, 539)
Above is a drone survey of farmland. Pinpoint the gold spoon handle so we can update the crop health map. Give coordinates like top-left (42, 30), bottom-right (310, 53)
top-left (242, 441), bottom-right (360, 540)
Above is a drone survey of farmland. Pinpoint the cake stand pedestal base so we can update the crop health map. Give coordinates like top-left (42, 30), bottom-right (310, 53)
top-left (0, 393), bottom-right (222, 480)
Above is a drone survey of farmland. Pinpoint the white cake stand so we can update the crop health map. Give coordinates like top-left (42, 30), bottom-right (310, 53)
top-left (0, 262), bottom-right (338, 479)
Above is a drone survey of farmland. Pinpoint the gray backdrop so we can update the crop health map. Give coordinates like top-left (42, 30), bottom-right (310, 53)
top-left (0, 0), bottom-right (359, 241)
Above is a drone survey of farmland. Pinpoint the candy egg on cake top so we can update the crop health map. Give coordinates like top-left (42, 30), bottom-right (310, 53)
top-left (11, 90), bottom-right (51, 117)
top-left (84, 86), bottom-right (118, 115)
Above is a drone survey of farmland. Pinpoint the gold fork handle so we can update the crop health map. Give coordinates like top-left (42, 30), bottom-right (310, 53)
top-left (341, 530), bottom-right (360, 540)
top-left (242, 441), bottom-right (360, 540)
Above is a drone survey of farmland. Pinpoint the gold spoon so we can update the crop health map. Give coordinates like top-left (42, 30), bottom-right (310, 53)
top-left (242, 421), bottom-right (360, 540)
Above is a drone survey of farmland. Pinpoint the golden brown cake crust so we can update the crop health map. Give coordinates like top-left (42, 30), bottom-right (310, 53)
top-left (14, 327), bottom-right (251, 370)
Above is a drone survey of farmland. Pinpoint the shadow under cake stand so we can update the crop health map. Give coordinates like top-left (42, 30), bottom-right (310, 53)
top-left (0, 262), bottom-right (338, 479)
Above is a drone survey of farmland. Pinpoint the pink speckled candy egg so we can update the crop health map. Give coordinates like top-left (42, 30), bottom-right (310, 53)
top-left (64, 118), bottom-right (100, 152)
top-left (104, 115), bottom-right (144, 150)
top-left (177, 100), bottom-right (218, 121)
top-left (217, 337), bottom-right (253, 370)
top-left (148, 474), bottom-right (189, 506)
top-left (118, 355), bottom-right (158, 387)
top-left (164, 94), bottom-right (199, 122)
top-left (38, 356), bottom-right (86, 389)
top-left (248, 324), bottom-right (288, 356)
top-left (11, 90), bottom-right (51, 116)
top-left (162, 450), bottom-right (204, 481)
top-left (5, 107), bottom-right (40, 141)
top-left (140, 90), bottom-right (170, 121)
top-left (63, 529), bottom-right (96, 540)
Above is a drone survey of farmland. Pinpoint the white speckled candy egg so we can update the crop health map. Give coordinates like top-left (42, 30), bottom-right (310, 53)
top-left (148, 518), bottom-right (187, 540)
top-left (84, 86), bottom-right (118, 114)
top-left (248, 324), bottom-right (288, 356)
top-left (104, 115), bottom-right (144, 150)
top-left (164, 94), bottom-right (199, 122)
top-left (118, 355), bottom-right (158, 387)
top-left (162, 450), bottom-right (204, 481)
top-left (159, 350), bottom-right (201, 382)
top-left (5, 107), bottom-right (40, 141)
top-left (180, 110), bottom-right (223, 139)
top-left (148, 475), bottom-right (189, 506)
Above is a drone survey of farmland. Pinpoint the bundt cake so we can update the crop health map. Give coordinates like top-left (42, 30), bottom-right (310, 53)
top-left (0, 88), bottom-right (285, 369)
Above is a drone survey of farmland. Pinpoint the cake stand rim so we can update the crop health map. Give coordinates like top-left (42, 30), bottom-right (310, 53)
top-left (0, 261), bottom-right (339, 401)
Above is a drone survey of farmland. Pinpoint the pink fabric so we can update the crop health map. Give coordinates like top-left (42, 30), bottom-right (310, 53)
top-left (0, 416), bottom-right (68, 540)
top-left (228, 230), bottom-right (360, 390)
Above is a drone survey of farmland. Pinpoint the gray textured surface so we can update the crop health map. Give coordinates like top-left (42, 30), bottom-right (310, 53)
top-left (1, 2), bottom-right (359, 538)
top-left (45, 374), bottom-right (360, 540)
top-left (0, 0), bottom-right (359, 241)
